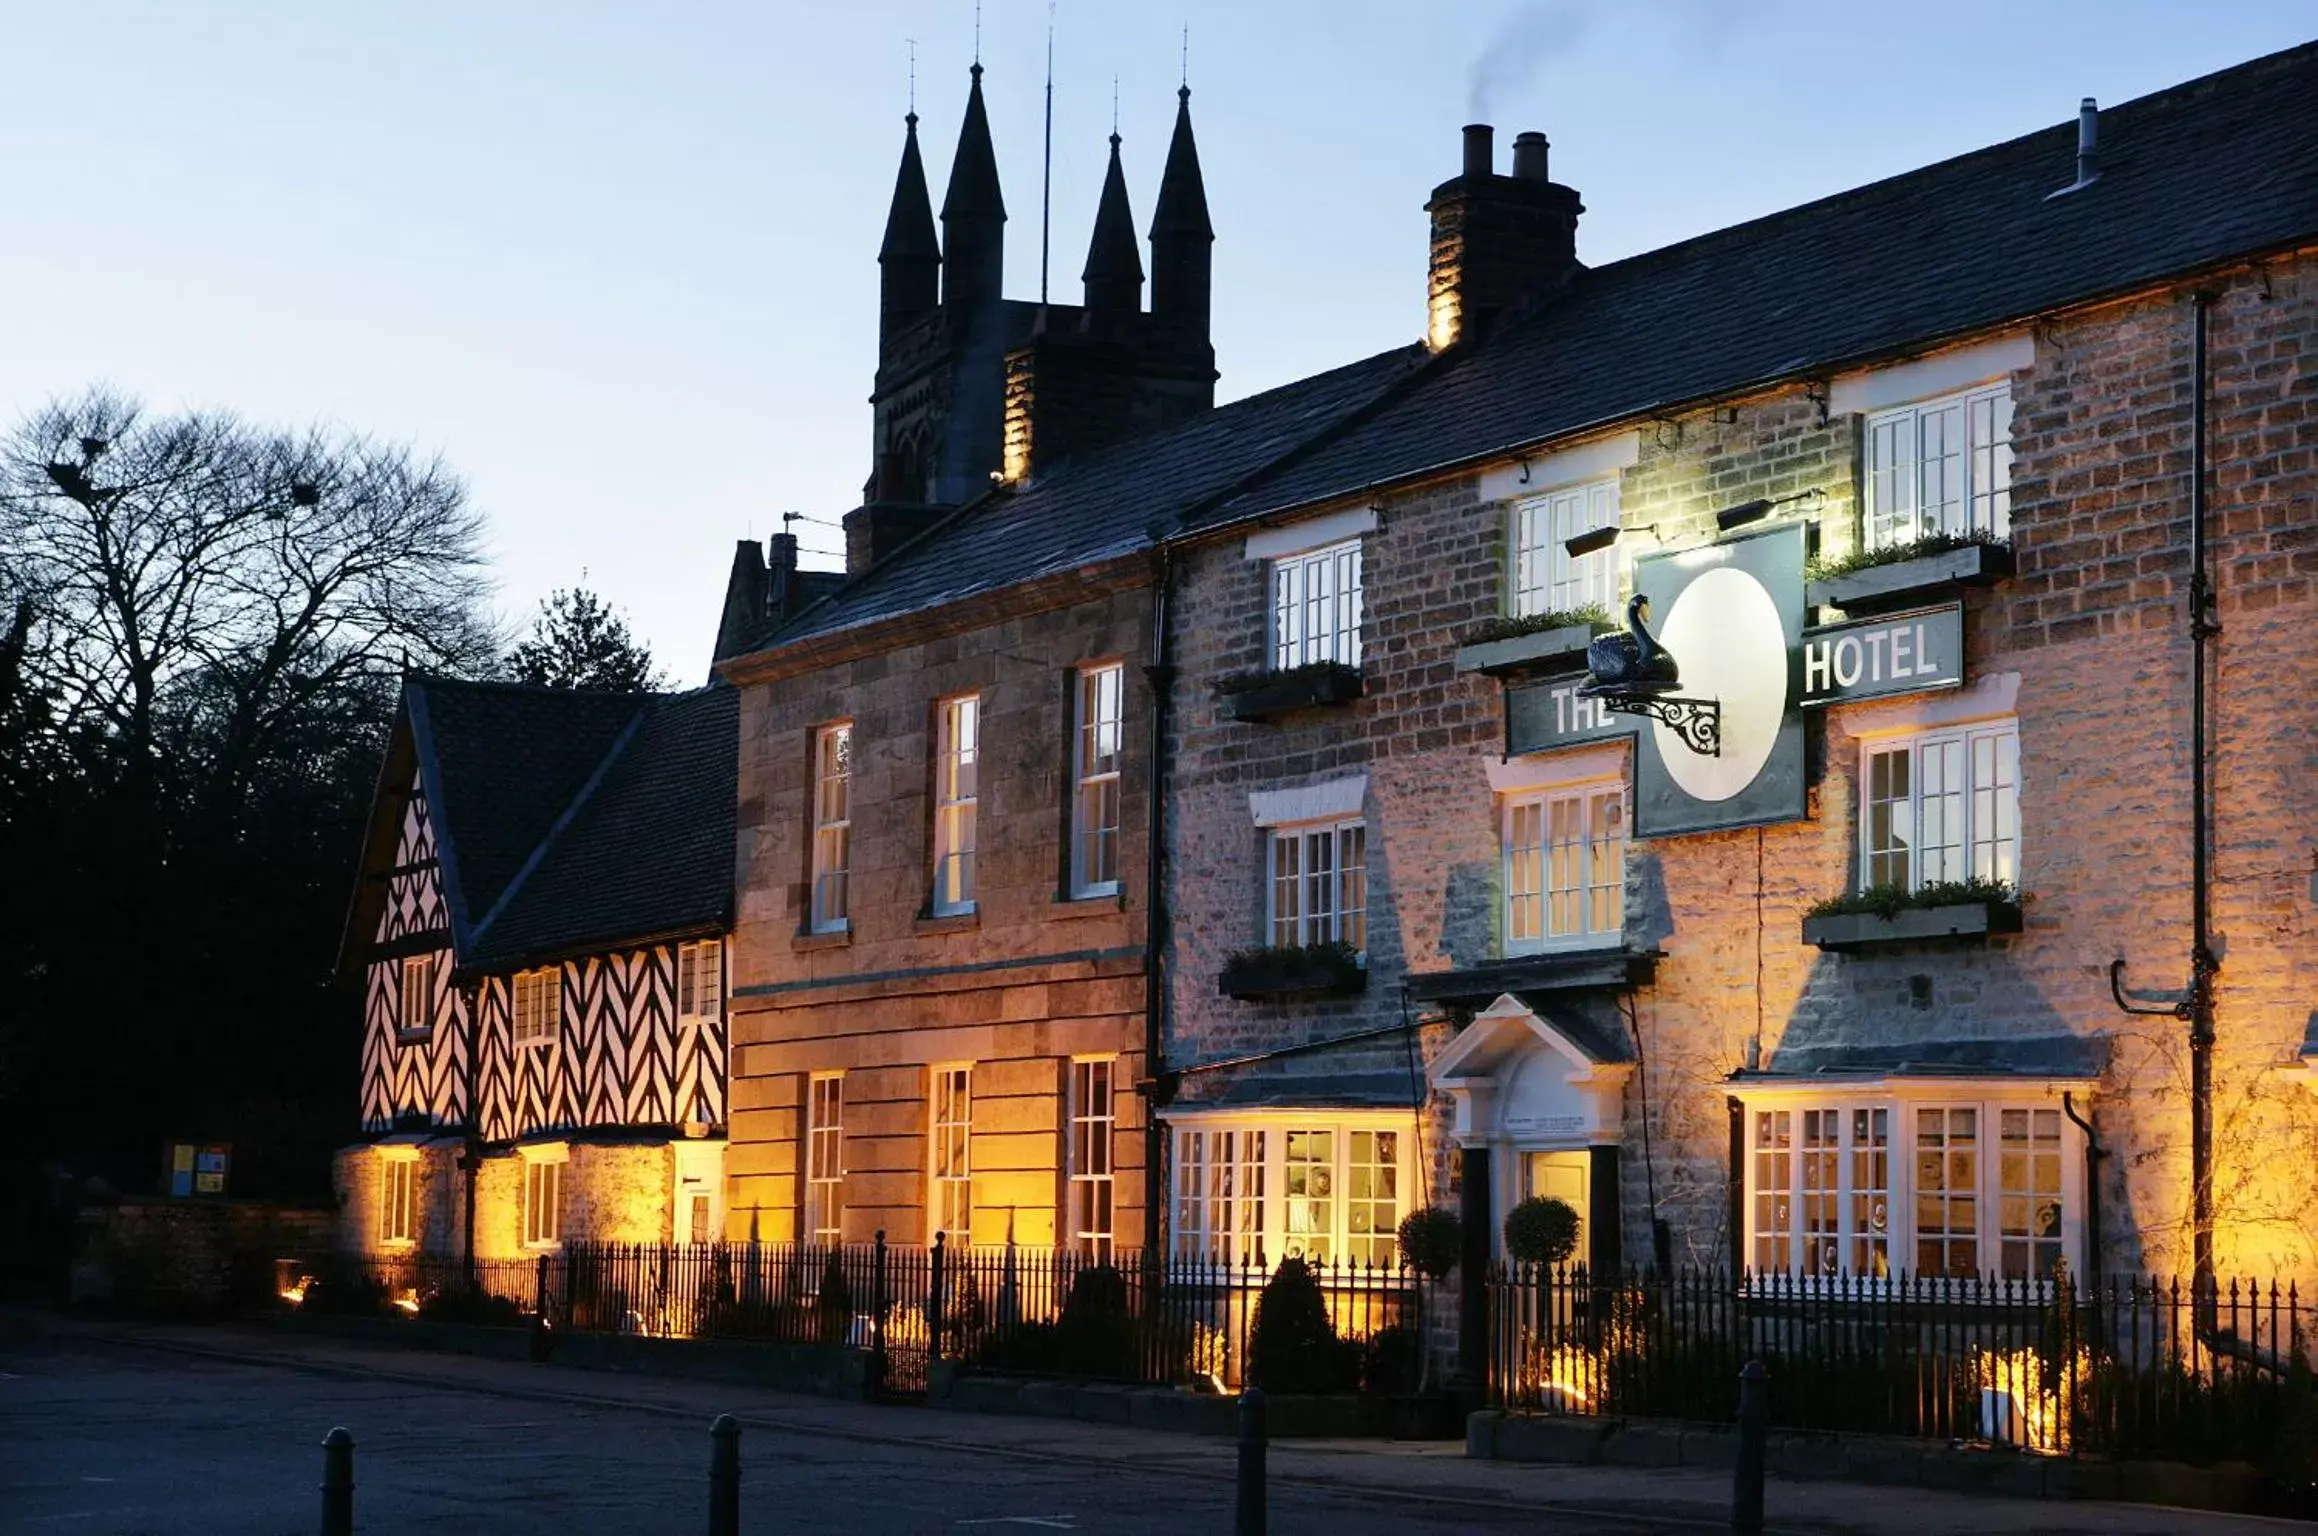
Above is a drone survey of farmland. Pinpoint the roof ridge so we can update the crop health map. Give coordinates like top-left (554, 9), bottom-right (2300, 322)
top-left (464, 702), bottom-right (649, 950)
top-left (403, 671), bottom-right (701, 704)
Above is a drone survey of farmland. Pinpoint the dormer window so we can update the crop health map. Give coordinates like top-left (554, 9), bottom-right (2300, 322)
top-left (1270, 540), bottom-right (1363, 670)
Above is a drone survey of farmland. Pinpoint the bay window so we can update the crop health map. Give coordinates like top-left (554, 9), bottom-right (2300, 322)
top-left (1511, 478), bottom-right (1619, 618)
top-left (1169, 1116), bottom-right (1410, 1268)
top-left (1742, 1092), bottom-right (2075, 1284)
top-left (1863, 383), bottom-right (2013, 549)
top-left (1861, 721), bottom-right (2018, 891)
top-left (1270, 540), bottom-right (1363, 670)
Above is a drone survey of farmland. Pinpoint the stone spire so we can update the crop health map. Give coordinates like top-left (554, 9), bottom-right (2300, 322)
top-left (1149, 85), bottom-right (1213, 338)
top-left (940, 63), bottom-right (1007, 314)
top-left (878, 111), bottom-right (941, 348)
top-left (1081, 132), bottom-right (1144, 316)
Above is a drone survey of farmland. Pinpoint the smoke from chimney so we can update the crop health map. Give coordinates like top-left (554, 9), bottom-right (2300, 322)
top-left (1467, 1), bottom-right (1592, 121)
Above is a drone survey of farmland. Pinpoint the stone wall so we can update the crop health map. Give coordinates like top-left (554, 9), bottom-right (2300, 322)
top-left (728, 584), bottom-right (1155, 1251)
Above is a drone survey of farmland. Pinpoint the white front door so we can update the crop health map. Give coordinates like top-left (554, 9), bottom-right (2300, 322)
top-left (672, 1140), bottom-right (725, 1245)
top-left (1521, 1150), bottom-right (1590, 1266)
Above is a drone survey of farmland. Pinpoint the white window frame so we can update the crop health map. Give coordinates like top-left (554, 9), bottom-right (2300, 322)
top-left (676, 940), bottom-right (722, 1029)
top-left (1071, 664), bottom-right (1124, 898)
top-left (805, 1073), bottom-right (844, 1245)
top-left (1858, 720), bottom-right (2019, 892)
top-left (1266, 817), bottom-right (1367, 954)
top-left (1066, 1057), bottom-right (1116, 1263)
top-left (1167, 1112), bottom-right (1414, 1268)
top-left (809, 723), bottom-right (852, 933)
top-left (1269, 538), bottom-right (1363, 670)
top-left (519, 1145), bottom-right (566, 1249)
top-left (1863, 382), bottom-right (2014, 549)
top-left (1511, 478), bottom-right (1619, 619)
top-left (511, 967), bottom-right (561, 1050)
top-left (932, 695), bottom-right (980, 916)
top-left (1738, 1086), bottom-right (2080, 1289)
top-left (1502, 776), bottom-right (1626, 954)
top-left (400, 954), bottom-right (434, 1038)
top-left (928, 1064), bottom-right (972, 1249)
top-left (380, 1151), bottom-right (418, 1247)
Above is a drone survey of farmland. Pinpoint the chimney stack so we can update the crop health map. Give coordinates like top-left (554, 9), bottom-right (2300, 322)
top-left (1426, 123), bottom-right (1583, 351)
top-left (2045, 97), bottom-right (2101, 201)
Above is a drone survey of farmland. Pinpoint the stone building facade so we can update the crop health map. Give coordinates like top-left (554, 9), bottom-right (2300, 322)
top-left (1154, 51), bottom-right (2318, 1296)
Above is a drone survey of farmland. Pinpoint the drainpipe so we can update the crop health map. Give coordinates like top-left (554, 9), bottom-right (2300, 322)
top-left (2186, 290), bottom-right (2220, 1307)
top-left (1140, 549), bottom-right (1177, 1263)
top-left (461, 976), bottom-right (482, 1285)
top-left (2061, 1091), bottom-right (2103, 1287)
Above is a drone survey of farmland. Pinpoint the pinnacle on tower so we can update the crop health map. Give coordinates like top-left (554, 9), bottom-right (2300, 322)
top-left (941, 62), bottom-right (1006, 314)
top-left (1082, 131), bottom-right (1144, 315)
top-left (878, 110), bottom-right (941, 346)
top-left (1149, 85), bottom-right (1213, 338)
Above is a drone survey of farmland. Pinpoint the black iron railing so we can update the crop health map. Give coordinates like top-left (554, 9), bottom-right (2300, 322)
top-left (1486, 1264), bottom-right (2314, 1463)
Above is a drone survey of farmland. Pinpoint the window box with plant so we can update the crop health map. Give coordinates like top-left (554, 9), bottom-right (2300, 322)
top-left (1219, 939), bottom-right (1367, 1000)
top-left (1801, 878), bottom-right (2023, 951)
top-left (1453, 605), bottom-right (1613, 678)
top-left (1217, 659), bottom-right (1364, 722)
top-left (1809, 531), bottom-right (2015, 617)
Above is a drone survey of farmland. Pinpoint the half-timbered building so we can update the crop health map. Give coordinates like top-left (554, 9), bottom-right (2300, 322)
top-left (335, 676), bottom-right (738, 1260)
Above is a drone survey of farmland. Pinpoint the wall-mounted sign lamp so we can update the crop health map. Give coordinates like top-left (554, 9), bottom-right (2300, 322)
top-left (1563, 524), bottom-right (1619, 559)
top-left (1715, 486), bottom-right (1826, 531)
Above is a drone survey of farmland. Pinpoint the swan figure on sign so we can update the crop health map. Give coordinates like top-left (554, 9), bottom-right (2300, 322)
top-left (1586, 593), bottom-right (1681, 692)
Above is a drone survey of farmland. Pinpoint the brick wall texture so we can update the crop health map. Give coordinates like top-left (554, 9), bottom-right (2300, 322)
top-left (727, 587), bottom-right (1155, 1251)
top-left (1161, 258), bottom-right (2318, 1280)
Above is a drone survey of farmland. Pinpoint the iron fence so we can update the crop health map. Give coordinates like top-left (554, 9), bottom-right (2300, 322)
top-left (1487, 1264), bottom-right (2317, 1464)
top-left (287, 1239), bottom-right (1427, 1395)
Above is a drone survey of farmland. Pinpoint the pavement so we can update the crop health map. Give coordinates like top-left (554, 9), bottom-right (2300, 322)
top-left (0, 1314), bottom-right (2306, 1535)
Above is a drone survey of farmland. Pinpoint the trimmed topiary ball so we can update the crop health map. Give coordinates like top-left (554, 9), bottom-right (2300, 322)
top-left (1503, 1196), bottom-right (1582, 1267)
top-left (1396, 1206), bottom-right (1463, 1280)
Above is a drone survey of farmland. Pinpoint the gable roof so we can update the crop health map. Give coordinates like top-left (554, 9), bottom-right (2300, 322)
top-left (1203, 43), bottom-right (2318, 528)
top-left (753, 342), bottom-right (1425, 650)
top-left (341, 677), bottom-right (735, 977)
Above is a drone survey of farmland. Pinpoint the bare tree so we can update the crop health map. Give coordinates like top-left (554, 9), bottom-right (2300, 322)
top-left (0, 388), bottom-right (498, 810)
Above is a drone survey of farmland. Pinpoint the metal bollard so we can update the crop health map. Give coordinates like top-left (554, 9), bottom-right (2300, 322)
top-left (319, 1426), bottom-right (355, 1536)
top-left (707, 1415), bottom-right (740, 1536)
top-left (1235, 1386), bottom-right (1267, 1536)
top-left (1733, 1359), bottom-right (1766, 1535)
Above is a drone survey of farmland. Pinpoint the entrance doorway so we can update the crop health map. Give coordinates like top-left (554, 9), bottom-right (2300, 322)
top-left (1522, 1150), bottom-right (1589, 1265)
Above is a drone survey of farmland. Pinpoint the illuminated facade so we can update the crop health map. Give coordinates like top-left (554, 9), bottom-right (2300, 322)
top-left (333, 678), bottom-right (739, 1260)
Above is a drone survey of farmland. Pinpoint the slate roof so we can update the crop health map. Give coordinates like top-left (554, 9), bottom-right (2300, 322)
top-left (382, 677), bottom-right (735, 972)
top-left (761, 343), bottom-right (1424, 647)
top-left (1748, 1034), bottom-right (2110, 1081)
top-left (1204, 42), bottom-right (2318, 528)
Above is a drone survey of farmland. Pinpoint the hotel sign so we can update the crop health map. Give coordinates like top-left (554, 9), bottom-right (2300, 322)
top-left (1799, 603), bottom-right (1963, 708)
top-left (1505, 673), bottom-right (1636, 754)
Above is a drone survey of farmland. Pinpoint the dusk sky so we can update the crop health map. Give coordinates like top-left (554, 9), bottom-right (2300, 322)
top-left (4, 2), bottom-right (2311, 678)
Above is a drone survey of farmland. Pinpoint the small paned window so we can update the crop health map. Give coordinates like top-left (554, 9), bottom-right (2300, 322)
top-left (810, 725), bottom-right (852, 932)
top-left (1067, 1059), bottom-right (1116, 1263)
top-left (1861, 722), bottom-right (2019, 892)
top-left (1267, 819), bottom-right (1367, 953)
top-left (1270, 540), bottom-right (1363, 670)
top-left (522, 1157), bottom-right (562, 1248)
top-left (677, 940), bottom-right (722, 1027)
top-left (1511, 479), bottom-right (1619, 618)
top-left (1071, 665), bottom-right (1124, 897)
top-left (381, 1158), bottom-right (416, 1245)
top-left (932, 695), bottom-right (980, 915)
top-left (806, 1074), bottom-right (844, 1244)
top-left (401, 955), bottom-right (434, 1037)
top-left (1864, 383), bottom-right (2013, 548)
top-left (512, 968), bottom-right (561, 1049)
top-left (1503, 782), bottom-right (1625, 952)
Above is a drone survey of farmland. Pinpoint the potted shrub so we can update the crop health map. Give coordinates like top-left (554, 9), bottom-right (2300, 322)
top-left (1218, 940), bottom-right (1366, 1001)
top-left (1504, 1196), bottom-right (1582, 1269)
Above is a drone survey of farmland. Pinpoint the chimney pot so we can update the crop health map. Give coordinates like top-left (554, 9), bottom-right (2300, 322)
top-left (1461, 123), bottom-right (1494, 181)
top-left (1511, 131), bottom-right (1550, 183)
top-left (2077, 97), bottom-right (2099, 179)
